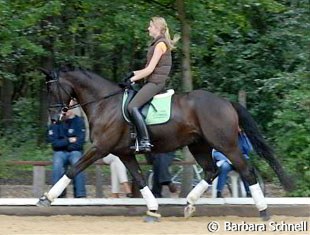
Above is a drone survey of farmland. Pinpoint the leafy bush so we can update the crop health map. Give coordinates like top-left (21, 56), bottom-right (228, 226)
top-left (268, 71), bottom-right (310, 196)
top-left (0, 97), bottom-right (51, 163)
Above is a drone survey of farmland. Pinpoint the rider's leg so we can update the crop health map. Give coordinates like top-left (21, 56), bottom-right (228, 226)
top-left (131, 107), bottom-right (152, 151)
top-left (128, 82), bottom-right (165, 152)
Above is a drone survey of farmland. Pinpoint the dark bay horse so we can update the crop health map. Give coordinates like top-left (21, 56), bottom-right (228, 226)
top-left (37, 67), bottom-right (293, 221)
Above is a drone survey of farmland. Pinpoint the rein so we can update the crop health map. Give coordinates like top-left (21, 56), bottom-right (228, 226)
top-left (68, 89), bottom-right (123, 111)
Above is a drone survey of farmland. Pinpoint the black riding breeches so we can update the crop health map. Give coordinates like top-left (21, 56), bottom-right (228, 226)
top-left (128, 82), bottom-right (165, 114)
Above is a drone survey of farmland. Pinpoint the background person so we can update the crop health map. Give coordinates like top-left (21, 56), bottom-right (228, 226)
top-left (212, 128), bottom-right (253, 198)
top-left (48, 99), bottom-right (86, 198)
top-left (102, 154), bottom-right (132, 198)
top-left (147, 152), bottom-right (177, 198)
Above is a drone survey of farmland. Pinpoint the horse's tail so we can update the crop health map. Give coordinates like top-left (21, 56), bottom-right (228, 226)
top-left (231, 102), bottom-right (294, 191)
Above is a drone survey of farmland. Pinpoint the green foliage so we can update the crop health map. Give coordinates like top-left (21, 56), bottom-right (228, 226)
top-left (268, 71), bottom-right (310, 196)
top-left (0, 97), bottom-right (51, 161)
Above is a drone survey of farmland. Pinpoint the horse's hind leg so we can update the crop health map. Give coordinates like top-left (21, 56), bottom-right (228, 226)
top-left (226, 148), bottom-right (269, 220)
top-left (120, 154), bottom-right (161, 222)
top-left (184, 142), bottom-right (217, 218)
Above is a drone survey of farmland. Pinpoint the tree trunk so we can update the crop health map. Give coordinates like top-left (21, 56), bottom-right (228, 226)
top-left (37, 17), bottom-right (54, 144)
top-left (176, 0), bottom-right (194, 197)
top-left (0, 78), bottom-right (14, 129)
top-left (37, 80), bottom-right (49, 145)
top-left (177, 2), bottom-right (193, 92)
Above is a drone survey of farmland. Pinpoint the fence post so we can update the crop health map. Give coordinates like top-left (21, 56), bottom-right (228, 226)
top-left (180, 147), bottom-right (194, 197)
top-left (230, 171), bottom-right (240, 198)
top-left (33, 165), bottom-right (45, 197)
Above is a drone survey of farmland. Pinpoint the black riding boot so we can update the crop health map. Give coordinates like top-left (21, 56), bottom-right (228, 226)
top-left (131, 107), bottom-right (152, 152)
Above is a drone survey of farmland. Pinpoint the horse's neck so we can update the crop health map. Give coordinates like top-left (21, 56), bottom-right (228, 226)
top-left (68, 72), bottom-right (120, 119)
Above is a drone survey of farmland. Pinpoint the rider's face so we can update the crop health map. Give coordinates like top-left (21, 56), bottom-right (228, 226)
top-left (148, 21), bottom-right (160, 38)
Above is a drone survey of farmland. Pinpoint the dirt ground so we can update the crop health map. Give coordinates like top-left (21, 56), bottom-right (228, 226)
top-left (0, 215), bottom-right (308, 235)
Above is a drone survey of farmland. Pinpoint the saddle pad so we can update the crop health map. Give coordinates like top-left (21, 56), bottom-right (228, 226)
top-left (145, 89), bottom-right (174, 125)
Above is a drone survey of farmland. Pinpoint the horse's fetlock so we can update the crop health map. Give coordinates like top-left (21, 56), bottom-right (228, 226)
top-left (66, 168), bottom-right (75, 179)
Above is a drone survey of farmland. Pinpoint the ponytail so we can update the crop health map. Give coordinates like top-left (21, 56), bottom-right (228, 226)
top-left (151, 16), bottom-right (180, 50)
top-left (164, 27), bottom-right (180, 50)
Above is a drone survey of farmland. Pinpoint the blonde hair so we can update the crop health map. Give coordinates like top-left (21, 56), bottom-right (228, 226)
top-left (151, 16), bottom-right (180, 50)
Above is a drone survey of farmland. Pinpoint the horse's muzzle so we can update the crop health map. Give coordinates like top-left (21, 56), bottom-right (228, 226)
top-left (50, 113), bottom-right (61, 123)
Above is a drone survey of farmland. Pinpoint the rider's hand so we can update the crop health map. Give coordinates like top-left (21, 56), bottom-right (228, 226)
top-left (123, 71), bottom-right (134, 82)
top-left (118, 79), bottom-right (132, 89)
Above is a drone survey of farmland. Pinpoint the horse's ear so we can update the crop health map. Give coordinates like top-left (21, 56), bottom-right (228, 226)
top-left (38, 67), bottom-right (50, 77)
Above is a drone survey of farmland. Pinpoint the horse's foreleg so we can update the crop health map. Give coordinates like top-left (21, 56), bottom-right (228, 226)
top-left (36, 146), bottom-right (101, 207)
top-left (121, 155), bottom-right (161, 222)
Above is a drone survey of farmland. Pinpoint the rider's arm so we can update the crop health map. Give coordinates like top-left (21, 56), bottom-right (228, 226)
top-left (130, 42), bottom-right (167, 82)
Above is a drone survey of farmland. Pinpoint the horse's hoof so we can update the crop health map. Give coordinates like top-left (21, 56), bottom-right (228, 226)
top-left (260, 209), bottom-right (270, 221)
top-left (184, 204), bottom-right (196, 218)
top-left (36, 194), bottom-right (52, 207)
top-left (144, 211), bottom-right (161, 223)
top-left (144, 215), bottom-right (160, 223)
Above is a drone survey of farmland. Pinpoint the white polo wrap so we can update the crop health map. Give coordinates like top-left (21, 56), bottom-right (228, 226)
top-left (249, 183), bottom-right (267, 211)
top-left (47, 175), bottom-right (71, 201)
top-left (140, 186), bottom-right (158, 211)
top-left (186, 180), bottom-right (209, 205)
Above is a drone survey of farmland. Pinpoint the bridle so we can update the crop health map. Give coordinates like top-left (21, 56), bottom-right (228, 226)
top-left (46, 70), bottom-right (75, 115)
top-left (46, 69), bottom-right (123, 117)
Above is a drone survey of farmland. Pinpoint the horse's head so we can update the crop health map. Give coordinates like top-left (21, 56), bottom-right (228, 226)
top-left (39, 67), bottom-right (73, 123)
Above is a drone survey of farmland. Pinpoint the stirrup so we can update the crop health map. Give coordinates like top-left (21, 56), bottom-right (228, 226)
top-left (133, 140), bottom-right (152, 153)
top-left (130, 138), bottom-right (153, 153)
top-left (140, 140), bottom-right (153, 152)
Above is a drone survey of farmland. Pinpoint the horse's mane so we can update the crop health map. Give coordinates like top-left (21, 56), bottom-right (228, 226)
top-left (58, 64), bottom-right (93, 79)
top-left (57, 64), bottom-right (119, 88)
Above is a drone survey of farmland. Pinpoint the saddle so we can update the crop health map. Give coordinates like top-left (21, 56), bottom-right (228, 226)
top-left (122, 89), bottom-right (175, 125)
